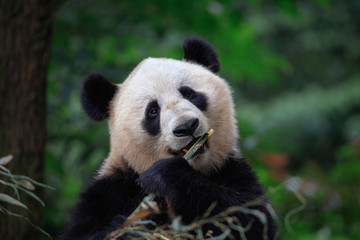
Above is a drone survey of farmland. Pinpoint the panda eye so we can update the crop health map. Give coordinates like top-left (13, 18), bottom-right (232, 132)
top-left (146, 101), bottom-right (160, 119)
top-left (143, 100), bottom-right (161, 136)
top-left (148, 107), bottom-right (159, 118)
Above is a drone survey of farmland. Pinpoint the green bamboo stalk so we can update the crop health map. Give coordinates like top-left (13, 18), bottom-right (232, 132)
top-left (184, 129), bottom-right (214, 160)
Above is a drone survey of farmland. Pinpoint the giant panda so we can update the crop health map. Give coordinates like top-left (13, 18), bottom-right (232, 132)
top-left (59, 37), bottom-right (276, 240)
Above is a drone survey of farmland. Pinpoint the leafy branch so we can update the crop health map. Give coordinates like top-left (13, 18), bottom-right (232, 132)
top-left (106, 178), bottom-right (311, 240)
top-left (106, 194), bottom-right (277, 240)
top-left (0, 155), bottom-right (55, 239)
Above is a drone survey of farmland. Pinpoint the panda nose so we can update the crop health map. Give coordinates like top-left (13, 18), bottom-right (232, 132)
top-left (173, 118), bottom-right (199, 137)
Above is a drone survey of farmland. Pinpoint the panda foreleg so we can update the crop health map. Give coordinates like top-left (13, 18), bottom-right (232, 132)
top-left (138, 156), bottom-right (276, 239)
top-left (138, 156), bottom-right (241, 222)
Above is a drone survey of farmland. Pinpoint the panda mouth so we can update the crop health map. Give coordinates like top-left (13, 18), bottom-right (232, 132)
top-left (169, 136), bottom-right (209, 158)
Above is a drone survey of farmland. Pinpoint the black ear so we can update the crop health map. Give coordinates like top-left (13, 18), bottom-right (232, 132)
top-left (81, 73), bottom-right (118, 121)
top-left (183, 37), bottom-right (220, 73)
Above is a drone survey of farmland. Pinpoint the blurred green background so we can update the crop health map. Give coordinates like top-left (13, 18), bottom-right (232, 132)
top-left (45, 0), bottom-right (360, 239)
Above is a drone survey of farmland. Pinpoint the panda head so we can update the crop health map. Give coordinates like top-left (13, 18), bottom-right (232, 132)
top-left (81, 37), bottom-right (239, 176)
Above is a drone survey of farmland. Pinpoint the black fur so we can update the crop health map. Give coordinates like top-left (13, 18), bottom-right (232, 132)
top-left (58, 169), bottom-right (142, 240)
top-left (179, 86), bottom-right (208, 112)
top-left (60, 156), bottom-right (276, 239)
top-left (81, 73), bottom-right (118, 121)
top-left (142, 100), bottom-right (161, 136)
top-left (183, 37), bottom-right (220, 73)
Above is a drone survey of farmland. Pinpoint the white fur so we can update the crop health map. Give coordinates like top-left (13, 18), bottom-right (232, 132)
top-left (98, 58), bottom-right (239, 176)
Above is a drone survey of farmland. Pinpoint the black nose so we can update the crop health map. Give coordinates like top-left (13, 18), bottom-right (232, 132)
top-left (173, 118), bottom-right (199, 137)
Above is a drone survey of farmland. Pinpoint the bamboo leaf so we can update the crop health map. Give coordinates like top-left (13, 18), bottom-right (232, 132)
top-left (15, 175), bottom-right (55, 190)
top-left (17, 186), bottom-right (45, 207)
top-left (0, 204), bottom-right (53, 239)
top-left (0, 155), bottom-right (13, 165)
top-left (0, 180), bottom-right (20, 199)
top-left (196, 228), bottom-right (204, 239)
top-left (205, 229), bottom-right (231, 240)
top-left (171, 216), bottom-right (183, 232)
top-left (153, 233), bottom-right (171, 240)
top-left (0, 171), bottom-right (55, 190)
top-left (15, 179), bottom-right (35, 191)
top-left (0, 193), bottom-right (28, 210)
top-left (132, 220), bottom-right (157, 226)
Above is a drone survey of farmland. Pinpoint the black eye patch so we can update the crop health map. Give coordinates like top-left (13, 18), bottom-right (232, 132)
top-left (142, 101), bottom-right (161, 136)
top-left (179, 86), bottom-right (208, 112)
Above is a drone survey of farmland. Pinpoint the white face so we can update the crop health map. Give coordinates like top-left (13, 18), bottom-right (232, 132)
top-left (105, 58), bottom-right (239, 175)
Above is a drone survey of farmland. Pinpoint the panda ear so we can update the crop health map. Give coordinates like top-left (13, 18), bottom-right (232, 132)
top-left (81, 73), bottom-right (118, 121)
top-left (183, 37), bottom-right (220, 73)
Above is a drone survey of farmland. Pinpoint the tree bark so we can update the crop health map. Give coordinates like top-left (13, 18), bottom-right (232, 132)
top-left (0, 1), bottom-right (63, 239)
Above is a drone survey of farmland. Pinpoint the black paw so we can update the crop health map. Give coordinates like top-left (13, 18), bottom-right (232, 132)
top-left (137, 157), bottom-right (191, 197)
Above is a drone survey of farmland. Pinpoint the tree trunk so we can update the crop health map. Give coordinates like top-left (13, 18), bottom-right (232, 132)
top-left (0, 1), bottom-right (63, 239)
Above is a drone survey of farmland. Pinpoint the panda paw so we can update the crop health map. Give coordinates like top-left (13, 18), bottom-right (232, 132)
top-left (138, 157), bottom-right (192, 197)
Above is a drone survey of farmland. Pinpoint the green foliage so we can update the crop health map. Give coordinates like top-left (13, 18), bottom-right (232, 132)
top-left (0, 155), bottom-right (53, 239)
top-left (46, 0), bottom-right (360, 238)
top-left (239, 79), bottom-right (360, 156)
